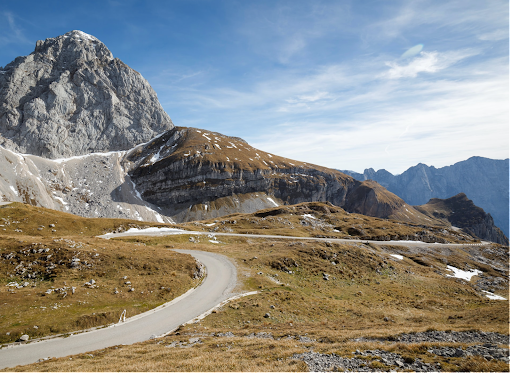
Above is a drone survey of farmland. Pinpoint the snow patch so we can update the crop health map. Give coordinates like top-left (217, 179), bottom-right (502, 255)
top-left (482, 290), bottom-right (507, 300)
top-left (266, 197), bottom-right (279, 207)
top-left (54, 196), bottom-right (68, 205)
top-left (446, 265), bottom-right (482, 281)
top-left (9, 186), bottom-right (18, 196)
top-left (124, 227), bottom-right (186, 235)
top-left (390, 254), bottom-right (403, 260)
top-left (52, 150), bottom-right (124, 164)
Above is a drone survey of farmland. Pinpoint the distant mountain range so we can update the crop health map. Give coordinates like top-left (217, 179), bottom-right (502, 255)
top-left (0, 31), bottom-right (507, 245)
top-left (341, 156), bottom-right (509, 237)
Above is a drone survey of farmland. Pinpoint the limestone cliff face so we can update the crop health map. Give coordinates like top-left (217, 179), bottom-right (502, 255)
top-left (0, 30), bottom-right (173, 158)
top-left (123, 127), bottom-right (430, 223)
top-left (416, 193), bottom-right (508, 245)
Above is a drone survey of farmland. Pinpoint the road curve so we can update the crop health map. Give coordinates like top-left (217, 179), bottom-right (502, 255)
top-left (0, 250), bottom-right (237, 370)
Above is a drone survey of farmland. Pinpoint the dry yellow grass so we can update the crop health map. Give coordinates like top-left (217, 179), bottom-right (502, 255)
top-left (9, 331), bottom-right (509, 372)
top-left (0, 204), bottom-right (200, 345)
top-left (1, 202), bottom-right (508, 372)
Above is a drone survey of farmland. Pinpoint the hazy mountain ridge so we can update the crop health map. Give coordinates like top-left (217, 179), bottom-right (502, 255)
top-left (341, 156), bottom-right (510, 237)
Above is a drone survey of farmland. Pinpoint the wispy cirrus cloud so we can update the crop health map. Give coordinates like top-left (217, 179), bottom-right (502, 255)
top-left (478, 29), bottom-right (509, 41)
top-left (0, 12), bottom-right (31, 46)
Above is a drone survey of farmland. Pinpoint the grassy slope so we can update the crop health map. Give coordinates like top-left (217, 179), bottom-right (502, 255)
top-left (13, 233), bottom-right (508, 372)
top-left (1, 202), bottom-right (508, 372)
top-left (180, 201), bottom-right (479, 244)
top-left (0, 203), bottom-right (199, 345)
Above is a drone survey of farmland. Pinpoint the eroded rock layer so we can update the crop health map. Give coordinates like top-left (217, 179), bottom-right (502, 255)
top-left (124, 127), bottom-right (437, 224)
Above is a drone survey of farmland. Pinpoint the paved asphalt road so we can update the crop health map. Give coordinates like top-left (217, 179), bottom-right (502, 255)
top-left (0, 250), bottom-right (237, 370)
top-left (99, 229), bottom-right (486, 247)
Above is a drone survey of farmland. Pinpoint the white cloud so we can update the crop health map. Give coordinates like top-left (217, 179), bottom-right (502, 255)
top-left (249, 58), bottom-right (508, 174)
top-left (0, 12), bottom-right (31, 46)
top-left (383, 50), bottom-right (478, 79)
top-left (478, 29), bottom-right (509, 41)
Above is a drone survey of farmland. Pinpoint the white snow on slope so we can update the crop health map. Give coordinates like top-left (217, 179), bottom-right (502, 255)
top-left (446, 265), bottom-right (481, 281)
top-left (267, 197), bottom-right (279, 207)
top-left (124, 227), bottom-right (186, 235)
top-left (9, 186), bottom-right (18, 196)
top-left (390, 254), bottom-right (403, 260)
top-left (52, 151), bottom-right (125, 164)
top-left (482, 290), bottom-right (507, 300)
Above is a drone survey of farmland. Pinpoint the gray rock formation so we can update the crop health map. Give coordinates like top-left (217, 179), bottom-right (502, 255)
top-left (0, 30), bottom-right (173, 158)
top-left (416, 193), bottom-right (508, 245)
top-left (0, 145), bottom-right (172, 223)
top-left (123, 127), bottom-right (433, 224)
top-left (341, 156), bottom-right (509, 237)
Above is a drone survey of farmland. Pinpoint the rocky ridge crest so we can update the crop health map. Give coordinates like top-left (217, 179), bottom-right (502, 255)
top-left (416, 193), bottom-right (509, 245)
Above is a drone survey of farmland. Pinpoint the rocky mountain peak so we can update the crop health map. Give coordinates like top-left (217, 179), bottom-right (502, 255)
top-left (0, 30), bottom-right (174, 159)
top-left (31, 30), bottom-right (114, 68)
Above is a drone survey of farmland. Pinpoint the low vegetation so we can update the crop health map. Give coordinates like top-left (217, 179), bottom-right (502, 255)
top-left (1, 202), bottom-right (508, 371)
top-left (0, 204), bottom-right (199, 345)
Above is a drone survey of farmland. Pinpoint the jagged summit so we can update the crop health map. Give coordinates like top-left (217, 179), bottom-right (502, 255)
top-left (0, 30), bottom-right (174, 159)
top-left (30, 30), bottom-right (114, 67)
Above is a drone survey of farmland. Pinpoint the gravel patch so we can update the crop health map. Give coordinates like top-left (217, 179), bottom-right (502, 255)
top-left (354, 330), bottom-right (509, 344)
top-left (293, 350), bottom-right (441, 372)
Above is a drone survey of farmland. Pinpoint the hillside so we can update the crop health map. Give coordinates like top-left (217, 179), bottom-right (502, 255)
top-left (124, 126), bottom-right (441, 225)
top-left (2, 202), bottom-right (508, 372)
top-left (0, 126), bottom-right (442, 228)
top-left (0, 202), bottom-right (199, 346)
top-left (179, 201), bottom-right (475, 244)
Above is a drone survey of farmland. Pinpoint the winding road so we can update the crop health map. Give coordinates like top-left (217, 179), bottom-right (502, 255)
top-left (99, 228), bottom-right (487, 247)
top-left (0, 250), bottom-right (237, 370)
top-left (0, 218), bottom-right (486, 369)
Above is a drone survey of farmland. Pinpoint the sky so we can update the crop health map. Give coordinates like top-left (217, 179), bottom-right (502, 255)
top-left (0, 0), bottom-right (509, 174)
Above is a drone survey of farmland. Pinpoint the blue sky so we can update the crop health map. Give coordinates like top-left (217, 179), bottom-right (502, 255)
top-left (0, 0), bottom-right (508, 174)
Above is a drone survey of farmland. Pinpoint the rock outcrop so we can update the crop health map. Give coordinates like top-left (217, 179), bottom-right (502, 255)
top-left (0, 30), bottom-right (173, 158)
top-left (0, 145), bottom-right (172, 223)
top-left (341, 157), bottom-right (510, 237)
top-left (415, 193), bottom-right (508, 245)
top-left (123, 127), bottom-right (438, 224)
